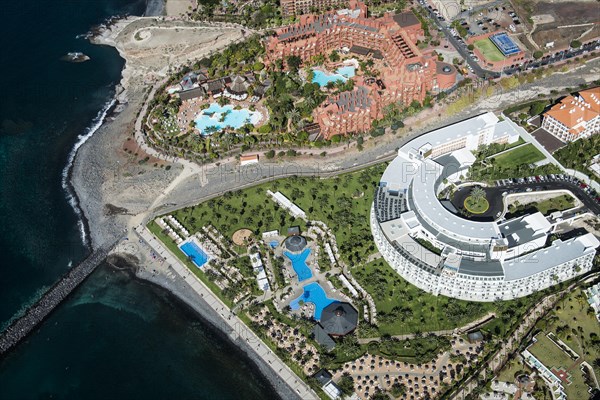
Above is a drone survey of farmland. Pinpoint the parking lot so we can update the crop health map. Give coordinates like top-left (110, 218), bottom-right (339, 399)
top-left (492, 174), bottom-right (600, 216)
top-left (459, 5), bottom-right (523, 37)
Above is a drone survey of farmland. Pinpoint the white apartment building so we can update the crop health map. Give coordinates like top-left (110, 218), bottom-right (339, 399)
top-left (371, 112), bottom-right (600, 301)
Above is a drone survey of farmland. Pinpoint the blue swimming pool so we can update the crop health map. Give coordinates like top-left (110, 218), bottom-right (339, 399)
top-left (290, 282), bottom-right (337, 320)
top-left (195, 103), bottom-right (262, 135)
top-left (312, 65), bottom-right (356, 87)
top-left (284, 248), bottom-right (312, 282)
top-left (269, 240), bottom-right (279, 249)
top-left (180, 240), bottom-right (210, 268)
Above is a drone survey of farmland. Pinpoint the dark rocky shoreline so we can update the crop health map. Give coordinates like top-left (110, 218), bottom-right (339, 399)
top-left (106, 254), bottom-right (300, 400)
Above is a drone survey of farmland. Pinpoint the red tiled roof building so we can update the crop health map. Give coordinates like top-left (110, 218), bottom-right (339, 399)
top-left (542, 87), bottom-right (600, 142)
top-left (264, 1), bottom-right (457, 139)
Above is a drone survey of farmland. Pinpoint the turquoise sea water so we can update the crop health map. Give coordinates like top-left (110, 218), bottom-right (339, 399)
top-left (284, 249), bottom-right (313, 281)
top-left (312, 65), bottom-right (356, 87)
top-left (289, 282), bottom-right (337, 320)
top-left (0, 1), bottom-right (279, 398)
top-left (195, 103), bottom-right (262, 135)
top-left (0, 266), bottom-right (278, 400)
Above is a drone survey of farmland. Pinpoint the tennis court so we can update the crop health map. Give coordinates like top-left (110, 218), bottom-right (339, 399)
top-left (490, 32), bottom-right (521, 56)
top-left (474, 38), bottom-right (506, 62)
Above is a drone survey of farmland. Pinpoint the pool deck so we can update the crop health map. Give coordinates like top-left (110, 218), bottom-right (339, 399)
top-left (289, 281), bottom-right (338, 320)
top-left (179, 237), bottom-right (211, 268)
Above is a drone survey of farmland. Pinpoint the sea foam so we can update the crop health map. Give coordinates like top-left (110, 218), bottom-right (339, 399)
top-left (61, 95), bottom-right (117, 247)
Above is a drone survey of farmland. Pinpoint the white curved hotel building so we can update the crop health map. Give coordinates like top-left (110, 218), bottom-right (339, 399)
top-left (371, 112), bottom-right (599, 301)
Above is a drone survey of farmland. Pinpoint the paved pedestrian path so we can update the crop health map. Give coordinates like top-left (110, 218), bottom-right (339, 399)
top-left (136, 225), bottom-right (318, 400)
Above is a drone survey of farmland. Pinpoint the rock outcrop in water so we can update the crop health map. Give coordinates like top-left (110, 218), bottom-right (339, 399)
top-left (61, 52), bottom-right (90, 63)
top-left (0, 237), bottom-right (121, 355)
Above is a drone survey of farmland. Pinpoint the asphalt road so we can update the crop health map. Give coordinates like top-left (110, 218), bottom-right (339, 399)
top-left (416, 0), bottom-right (600, 78)
top-left (493, 178), bottom-right (600, 216)
top-left (416, 0), bottom-right (498, 78)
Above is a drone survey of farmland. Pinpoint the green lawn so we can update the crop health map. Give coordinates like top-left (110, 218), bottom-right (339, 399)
top-left (531, 288), bottom-right (600, 398)
top-left (464, 196), bottom-right (490, 214)
top-left (492, 143), bottom-right (545, 166)
top-left (497, 359), bottom-right (529, 383)
top-left (170, 164), bottom-right (387, 264)
top-left (528, 334), bottom-right (572, 371)
top-left (474, 38), bottom-right (506, 62)
top-left (353, 260), bottom-right (495, 335)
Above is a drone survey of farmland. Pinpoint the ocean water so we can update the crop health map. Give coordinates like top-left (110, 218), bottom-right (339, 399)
top-left (0, 1), bottom-right (278, 398)
top-left (0, 266), bottom-right (277, 399)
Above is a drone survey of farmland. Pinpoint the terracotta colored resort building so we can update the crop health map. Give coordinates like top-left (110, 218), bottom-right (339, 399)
top-left (264, 1), bottom-right (457, 139)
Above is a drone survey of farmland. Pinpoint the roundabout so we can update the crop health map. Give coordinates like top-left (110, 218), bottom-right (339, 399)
top-left (449, 185), bottom-right (504, 222)
top-left (463, 195), bottom-right (490, 214)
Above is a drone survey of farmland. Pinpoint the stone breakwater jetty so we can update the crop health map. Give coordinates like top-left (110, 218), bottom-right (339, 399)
top-left (0, 237), bottom-right (122, 355)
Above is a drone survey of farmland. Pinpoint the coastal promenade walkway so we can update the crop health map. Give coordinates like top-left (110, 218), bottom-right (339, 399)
top-left (0, 237), bottom-right (122, 355)
top-left (135, 225), bottom-right (318, 400)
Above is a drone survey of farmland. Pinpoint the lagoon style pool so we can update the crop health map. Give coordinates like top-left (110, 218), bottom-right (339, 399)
top-left (194, 103), bottom-right (262, 135)
top-left (284, 248), bottom-right (312, 282)
top-left (289, 282), bottom-right (337, 320)
top-left (312, 65), bottom-right (356, 87)
top-left (179, 240), bottom-right (210, 268)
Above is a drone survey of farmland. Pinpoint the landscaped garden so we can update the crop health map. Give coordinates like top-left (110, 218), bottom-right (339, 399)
top-left (353, 260), bottom-right (494, 336)
top-left (554, 134), bottom-right (600, 184)
top-left (469, 141), bottom-right (560, 182)
top-left (355, 259), bottom-right (552, 339)
top-left (464, 195), bottom-right (489, 214)
top-left (463, 187), bottom-right (489, 214)
top-left (527, 288), bottom-right (600, 398)
top-left (170, 164), bottom-right (387, 264)
top-left (506, 194), bottom-right (576, 219)
top-left (528, 334), bottom-right (589, 399)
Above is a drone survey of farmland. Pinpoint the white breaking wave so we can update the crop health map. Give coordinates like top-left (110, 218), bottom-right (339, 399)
top-left (61, 96), bottom-right (117, 247)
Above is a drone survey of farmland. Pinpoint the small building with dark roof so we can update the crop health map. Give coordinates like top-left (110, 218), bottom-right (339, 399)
top-left (320, 302), bottom-right (358, 337)
top-left (467, 331), bottom-right (484, 343)
top-left (312, 325), bottom-right (336, 351)
top-left (313, 369), bottom-right (333, 386)
top-left (287, 226), bottom-right (301, 236)
top-left (204, 79), bottom-right (226, 94)
top-left (284, 235), bottom-right (307, 252)
top-left (179, 87), bottom-right (206, 101)
top-left (392, 11), bottom-right (420, 29)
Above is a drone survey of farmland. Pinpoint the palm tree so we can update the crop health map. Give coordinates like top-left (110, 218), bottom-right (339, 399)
top-left (470, 186), bottom-right (486, 202)
top-left (285, 110), bottom-right (300, 130)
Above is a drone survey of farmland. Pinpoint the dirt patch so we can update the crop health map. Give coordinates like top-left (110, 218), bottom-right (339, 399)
top-left (232, 228), bottom-right (253, 246)
top-left (122, 136), bottom-right (165, 166)
top-left (505, 191), bottom-right (579, 209)
top-left (104, 204), bottom-right (131, 216)
top-left (521, 1), bottom-right (600, 49)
